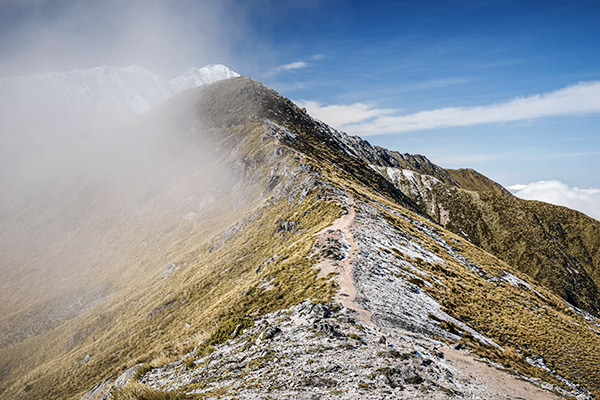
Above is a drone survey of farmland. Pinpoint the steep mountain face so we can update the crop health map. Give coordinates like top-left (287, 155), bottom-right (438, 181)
top-left (342, 140), bottom-right (600, 316)
top-left (0, 64), bottom-right (238, 122)
top-left (169, 64), bottom-right (240, 93)
top-left (1, 75), bottom-right (599, 400)
top-left (0, 63), bottom-right (240, 229)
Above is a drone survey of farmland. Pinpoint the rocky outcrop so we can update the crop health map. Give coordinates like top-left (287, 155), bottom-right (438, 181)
top-left (108, 301), bottom-right (538, 399)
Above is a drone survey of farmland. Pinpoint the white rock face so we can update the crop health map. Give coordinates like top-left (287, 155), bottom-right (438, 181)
top-left (0, 64), bottom-right (239, 134)
top-left (90, 300), bottom-right (570, 400)
top-left (169, 64), bottom-right (240, 93)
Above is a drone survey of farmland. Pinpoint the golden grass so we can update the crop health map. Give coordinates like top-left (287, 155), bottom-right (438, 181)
top-left (388, 172), bottom-right (600, 317)
top-left (3, 78), bottom-right (599, 399)
top-left (277, 108), bottom-right (600, 395)
top-left (112, 383), bottom-right (184, 400)
top-left (0, 122), bottom-right (340, 399)
top-left (364, 189), bottom-right (600, 396)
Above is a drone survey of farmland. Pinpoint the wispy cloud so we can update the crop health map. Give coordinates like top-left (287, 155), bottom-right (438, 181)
top-left (295, 100), bottom-right (398, 128)
top-left (397, 77), bottom-right (472, 92)
top-left (265, 54), bottom-right (324, 77)
top-left (299, 81), bottom-right (600, 136)
top-left (508, 180), bottom-right (600, 221)
top-left (265, 60), bottom-right (308, 77)
top-left (279, 61), bottom-right (308, 71)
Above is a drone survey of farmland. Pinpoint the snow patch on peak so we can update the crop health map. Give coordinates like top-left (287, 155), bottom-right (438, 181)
top-left (0, 64), bottom-right (241, 135)
top-left (169, 64), bottom-right (240, 92)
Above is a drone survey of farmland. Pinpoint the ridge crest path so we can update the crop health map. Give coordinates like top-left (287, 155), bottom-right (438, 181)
top-left (316, 188), bottom-right (372, 324)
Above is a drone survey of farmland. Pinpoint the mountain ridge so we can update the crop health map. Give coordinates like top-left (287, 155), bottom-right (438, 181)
top-left (1, 74), bottom-right (599, 399)
top-left (324, 124), bottom-right (600, 315)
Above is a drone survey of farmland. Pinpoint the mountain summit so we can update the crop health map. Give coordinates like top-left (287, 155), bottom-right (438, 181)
top-left (169, 64), bottom-right (240, 92)
top-left (0, 63), bottom-right (239, 131)
top-left (1, 74), bottom-right (599, 399)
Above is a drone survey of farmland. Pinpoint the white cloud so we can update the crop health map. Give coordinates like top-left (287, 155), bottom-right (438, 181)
top-left (265, 60), bottom-right (309, 76)
top-left (0, 0), bottom-right (246, 78)
top-left (279, 61), bottom-right (308, 70)
top-left (296, 100), bottom-right (399, 128)
top-left (508, 180), bottom-right (600, 221)
top-left (507, 183), bottom-right (527, 191)
top-left (265, 54), bottom-right (325, 77)
top-left (299, 81), bottom-right (600, 136)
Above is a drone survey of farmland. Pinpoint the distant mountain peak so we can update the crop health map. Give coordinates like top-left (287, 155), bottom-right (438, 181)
top-left (177, 63), bottom-right (239, 78)
top-left (169, 64), bottom-right (239, 92)
top-left (0, 63), bottom-right (240, 139)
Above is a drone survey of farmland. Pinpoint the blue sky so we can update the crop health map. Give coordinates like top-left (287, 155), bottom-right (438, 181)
top-left (1, 0), bottom-right (599, 216)
top-left (243, 1), bottom-right (600, 188)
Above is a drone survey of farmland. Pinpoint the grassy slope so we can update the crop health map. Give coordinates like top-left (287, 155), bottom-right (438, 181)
top-left (269, 87), bottom-right (600, 395)
top-left (372, 154), bottom-right (600, 316)
top-left (0, 118), bottom-right (341, 399)
top-left (2, 77), bottom-right (599, 398)
top-left (359, 189), bottom-right (600, 396)
top-left (433, 185), bottom-right (600, 316)
top-left (444, 168), bottom-right (510, 195)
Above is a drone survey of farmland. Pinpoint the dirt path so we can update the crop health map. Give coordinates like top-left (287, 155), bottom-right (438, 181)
top-left (314, 191), bottom-right (565, 399)
top-left (313, 191), bottom-right (565, 399)
top-left (315, 190), bottom-right (372, 324)
top-left (443, 347), bottom-right (563, 400)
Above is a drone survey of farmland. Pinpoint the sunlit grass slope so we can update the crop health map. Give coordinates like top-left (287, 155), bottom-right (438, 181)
top-left (2, 77), bottom-right (599, 399)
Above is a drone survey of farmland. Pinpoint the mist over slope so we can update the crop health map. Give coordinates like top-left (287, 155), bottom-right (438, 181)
top-left (0, 64), bottom-right (238, 208)
top-left (0, 64), bottom-right (238, 125)
top-left (0, 65), bottom-right (240, 342)
top-left (1, 71), bottom-right (599, 399)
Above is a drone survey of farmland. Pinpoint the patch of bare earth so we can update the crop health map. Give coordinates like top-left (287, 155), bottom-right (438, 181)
top-left (443, 347), bottom-right (562, 400)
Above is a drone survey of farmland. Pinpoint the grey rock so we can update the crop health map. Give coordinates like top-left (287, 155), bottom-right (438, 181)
top-left (315, 234), bottom-right (348, 261)
top-left (87, 299), bottom-right (575, 399)
top-left (395, 364), bottom-right (423, 385)
top-left (311, 303), bottom-right (332, 318)
top-left (275, 219), bottom-right (298, 233)
top-left (451, 342), bottom-right (464, 350)
top-left (260, 326), bottom-right (281, 340)
top-left (114, 363), bottom-right (145, 389)
top-left (79, 378), bottom-right (112, 400)
top-left (313, 321), bottom-right (335, 335)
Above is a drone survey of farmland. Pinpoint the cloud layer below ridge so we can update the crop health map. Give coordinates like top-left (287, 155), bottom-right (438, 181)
top-left (508, 180), bottom-right (600, 221)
